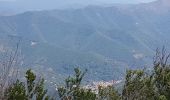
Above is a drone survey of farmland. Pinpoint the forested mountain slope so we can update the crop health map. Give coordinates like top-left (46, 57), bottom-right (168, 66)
top-left (0, 0), bottom-right (170, 81)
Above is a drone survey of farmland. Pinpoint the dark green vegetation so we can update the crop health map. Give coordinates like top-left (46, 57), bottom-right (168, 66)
top-left (0, 0), bottom-right (170, 81)
top-left (5, 69), bottom-right (51, 100)
top-left (0, 68), bottom-right (52, 100)
top-left (58, 68), bottom-right (97, 100)
top-left (122, 48), bottom-right (170, 100)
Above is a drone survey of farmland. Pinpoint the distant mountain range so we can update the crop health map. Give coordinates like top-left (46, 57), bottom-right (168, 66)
top-left (0, 0), bottom-right (155, 14)
top-left (0, 0), bottom-right (170, 82)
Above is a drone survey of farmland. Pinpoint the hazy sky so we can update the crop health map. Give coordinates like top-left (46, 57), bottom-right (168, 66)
top-left (0, 0), bottom-right (156, 3)
top-left (0, 0), bottom-right (157, 12)
top-left (0, 0), bottom-right (156, 4)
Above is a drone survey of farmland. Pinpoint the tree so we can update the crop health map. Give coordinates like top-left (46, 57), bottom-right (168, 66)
top-left (58, 68), bottom-right (121, 100)
top-left (5, 80), bottom-right (27, 100)
top-left (153, 47), bottom-right (170, 100)
top-left (122, 70), bottom-right (156, 100)
top-left (26, 69), bottom-right (51, 100)
top-left (5, 69), bottom-right (51, 100)
top-left (122, 47), bottom-right (170, 100)
top-left (98, 85), bottom-right (120, 100)
top-left (58, 68), bottom-right (96, 100)
top-left (0, 41), bottom-right (21, 99)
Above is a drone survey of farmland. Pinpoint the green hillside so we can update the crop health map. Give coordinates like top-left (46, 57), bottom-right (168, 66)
top-left (0, 0), bottom-right (170, 81)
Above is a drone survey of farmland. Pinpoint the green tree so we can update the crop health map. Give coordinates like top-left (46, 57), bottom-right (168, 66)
top-left (153, 48), bottom-right (170, 100)
top-left (26, 69), bottom-right (51, 100)
top-left (58, 68), bottom-right (96, 100)
top-left (5, 69), bottom-right (51, 100)
top-left (122, 48), bottom-right (170, 100)
top-left (25, 69), bottom-right (36, 99)
top-left (122, 69), bottom-right (156, 100)
top-left (5, 80), bottom-right (27, 100)
top-left (98, 85), bottom-right (120, 100)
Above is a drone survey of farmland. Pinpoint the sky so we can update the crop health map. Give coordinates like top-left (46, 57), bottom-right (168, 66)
top-left (0, 0), bottom-right (156, 5)
top-left (0, 0), bottom-right (156, 3)
top-left (0, 0), bottom-right (156, 12)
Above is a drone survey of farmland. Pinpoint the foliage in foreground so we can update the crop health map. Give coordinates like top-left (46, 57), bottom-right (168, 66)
top-left (5, 69), bottom-right (52, 100)
top-left (57, 68), bottom-right (120, 100)
top-left (2, 48), bottom-right (170, 100)
top-left (58, 48), bottom-right (170, 100)
top-left (57, 68), bottom-right (97, 100)
top-left (122, 48), bottom-right (170, 100)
